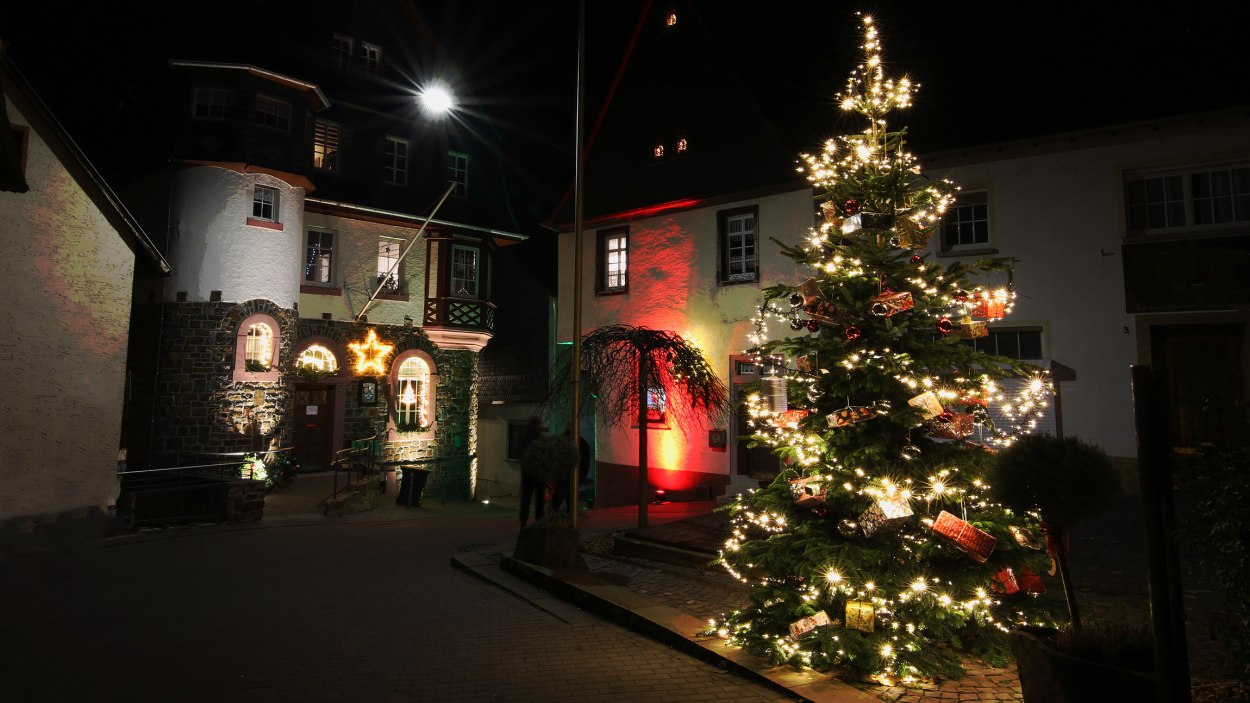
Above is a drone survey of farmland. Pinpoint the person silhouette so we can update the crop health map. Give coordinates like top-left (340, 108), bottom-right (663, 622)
top-left (552, 423), bottom-right (591, 516)
top-left (517, 417), bottom-right (546, 526)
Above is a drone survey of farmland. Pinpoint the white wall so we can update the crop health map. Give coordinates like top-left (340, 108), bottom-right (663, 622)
top-left (927, 120), bottom-right (1250, 458)
top-left (0, 93), bottom-right (135, 520)
top-left (557, 187), bottom-right (812, 482)
top-left (168, 166), bottom-right (303, 308)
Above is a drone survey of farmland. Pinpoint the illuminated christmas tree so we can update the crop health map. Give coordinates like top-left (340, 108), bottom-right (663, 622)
top-left (709, 15), bottom-right (1060, 683)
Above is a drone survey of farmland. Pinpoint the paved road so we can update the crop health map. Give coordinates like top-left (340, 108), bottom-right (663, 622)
top-left (2, 508), bottom-right (798, 703)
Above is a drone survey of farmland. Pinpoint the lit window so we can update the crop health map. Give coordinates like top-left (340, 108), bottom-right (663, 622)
top-left (646, 387), bottom-right (667, 424)
top-left (1125, 165), bottom-right (1250, 234)
top-left (245, 323), bottom-right (273, 371)
top-left (451, 245), bottom-right (479, 297)
top-left (653, 143), bottom-right (664, 159)
top-left (676, 137), bottom-right (688, 153)
top-left (385, 136), bottom-right (408, 185)
top-left (296, 345), bottom-right (338, 373)
top-left (720, 208), bottom-right (758, 284)
top-left (192, 88), bottom-right (229, 119)
top-left (448, 150), bottom-right (469, 197)
top-left (361, 43), bottom-right (382, 77)
top-left (304, 230), bottom-right (334, 284)
top-left (395, 356), bottom-right (432, 431)
top-left (313, 120), bottom-right (341, 171)
top-left (331, 34), bottom-right (354, 70)
top-left (941, 190), bottom-right (989, 250)
top-left (378, 239), bottom-right (402, 293)
top-left (254, 94), bottom-right (290, 131)
top-left (253, 186), bottom-right (278, 222)
top-left (665, 11), bottom-right (678, 27)
top-left (599, 228), bottom-right (628, 294)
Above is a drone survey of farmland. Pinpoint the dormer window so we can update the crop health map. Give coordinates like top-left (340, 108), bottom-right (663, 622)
top-left (331, 34), bottom-right (354, 70)
top-left (361, 43), bottom-right (382, 76)
top-left (665, 10), bottom-right (678, 27)
top-left (653, 143), bottom-right (665, 159)
top-left (676, 137), bottom-right (688, 154)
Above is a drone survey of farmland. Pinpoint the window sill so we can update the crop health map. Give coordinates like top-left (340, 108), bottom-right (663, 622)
top-left (301, 285), bottom-right (343, 296)
top-left (936, 247), bottom-right (997, 258)
top-left (718, 276), bottom-right (759, 287)
top-left (375, 292), bottom-right (410, 302)
top-left (597, 289), bottom-right (628, 296)
top-left (246, 217), bottom-right (284, 231)
top-left (233, 369), bottom-right (280, 383)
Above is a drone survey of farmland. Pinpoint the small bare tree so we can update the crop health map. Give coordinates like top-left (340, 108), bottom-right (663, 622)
top-left (546, 325), bottom-right (730, 527)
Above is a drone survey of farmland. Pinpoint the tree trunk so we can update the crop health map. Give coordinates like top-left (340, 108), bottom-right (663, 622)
top-left (637, 354), bottom-right (649, 528)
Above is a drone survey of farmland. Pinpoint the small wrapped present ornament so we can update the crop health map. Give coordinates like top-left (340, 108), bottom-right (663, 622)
top-left (789, 610), bottom-right (832, 639)
top-left (992, 567), bottom-right (1020, 595)
top-left (932, 510), bottom-right (997, 563)
top-left (828, 405), bottom-right (873, 427)
top-left (870, 290), bottom-right (914, 317)
top-left (860, 496), bottom-right (914, 536)
top-left (929, 412), bottom-right (975, 439)
top-left (970, 293), bottom-right (1006, 320)
top-left (795, 351), bottom-right (819, 374)
top-left (798, 279), bottom-right (838, 325)
top-left (893, 218), bottom-right (932, 249)
top-left (772, 409), bottom-right (809, 430)
top-left (908, 391), bottom-right (944, 420)
top-left (1017, 565), bottom-right (1046, 594)
top-left (790, 476), bottom-right (828, 508)
top-left (845, 600), bottom-right (875, 633)
top-left (949, 317), bottom-right (989, 339)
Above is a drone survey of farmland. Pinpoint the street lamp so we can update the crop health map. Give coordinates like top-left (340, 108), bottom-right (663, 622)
top-left (419, 83), bottom-right (455, 116)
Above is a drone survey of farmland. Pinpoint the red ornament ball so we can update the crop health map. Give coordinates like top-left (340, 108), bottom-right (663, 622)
top-left (845, 325), bottom-right (862, 340)
top-left (910, 254), bottom-right (922, 264)
top-left (844, 198), bottom-right (860, 215)
top-left (938, 410), bottom-right (955, 423)
top-left (936, 317), bottom-right (954, 334)
top-left (806, 319), bottom-right (821, 333)
top-left (954, 290), bottom-right (970, 302)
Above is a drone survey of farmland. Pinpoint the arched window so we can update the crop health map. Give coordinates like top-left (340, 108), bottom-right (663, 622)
top-left (296, 344), bottom-right (338, 373)
top-left (395, 356), bottom-right (431, 431)
top-left (234, 312), bottom-right (281, 382)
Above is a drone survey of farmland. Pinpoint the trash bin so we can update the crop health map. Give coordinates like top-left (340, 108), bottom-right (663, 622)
top-left (396, 465), bottom-right (431, 507)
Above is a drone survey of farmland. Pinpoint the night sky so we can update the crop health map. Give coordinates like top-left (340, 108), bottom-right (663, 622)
top-left (4, 0), bottom-right (1249, 212)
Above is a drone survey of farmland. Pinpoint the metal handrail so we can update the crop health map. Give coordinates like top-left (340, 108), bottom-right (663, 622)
top-left (117, 447), bottom-right (296, 476)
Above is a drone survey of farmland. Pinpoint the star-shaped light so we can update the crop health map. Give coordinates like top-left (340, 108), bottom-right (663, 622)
top-left (348, 329), bottom-right (393, 375)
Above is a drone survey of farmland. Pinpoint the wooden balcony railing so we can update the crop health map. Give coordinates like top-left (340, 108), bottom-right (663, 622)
top-left (423, 296), bottom-right (496, 332)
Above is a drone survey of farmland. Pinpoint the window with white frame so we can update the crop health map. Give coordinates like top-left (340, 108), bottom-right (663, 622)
top-left (1125, 164), bottom-right (1250, 235)
top-left (233, 313), bottom-right (281, 381)
top-left (331, 34), bottom-right (354, 70)
top-left (377, 239), bottom-right (402, 293)
top-left (245, 323), bottom-right (274, 371)
top-left (598, 228), bottom-right (628, 294)
top-left (254, 94), bottom-right (291, 131)
top-left (941, 190), bottom-right (990, 251)
top-left (253, 186), bottom-right (278, 222)
top-left (448, 150), bottom-right (469, 197)
top-left (313, 119), bottom-right (341, 172)
top-left (385, 136), bottom-right (408, 185)
top-left (719, 207), bottom-right (758, 284)
top-left (451, 245), bottom-right (479, 297)
top-left (394, 355), bottom-right (432, 431)
top-left (304, 230), bottom-right (334, 284)
top-left (192, 88), bottom-right (230, 119)
top-left (361, 43), bottom-right (382, 76)
top-left (960, 327), bottom-right (1045, 360)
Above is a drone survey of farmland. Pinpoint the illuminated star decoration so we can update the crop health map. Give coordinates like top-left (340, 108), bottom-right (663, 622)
top-left (348, 329), bottom-right (394, 375)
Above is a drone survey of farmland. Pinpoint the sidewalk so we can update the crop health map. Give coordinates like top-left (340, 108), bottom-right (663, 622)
top-left (455, 492), bottom-right (1242, 703)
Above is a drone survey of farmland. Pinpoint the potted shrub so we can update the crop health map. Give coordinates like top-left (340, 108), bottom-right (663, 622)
top-left (987, 433), bottom-right (1151, 702)
top-left (513, 434), bottom-right (581, 568)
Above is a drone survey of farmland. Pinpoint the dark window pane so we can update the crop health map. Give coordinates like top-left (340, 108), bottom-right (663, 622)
top-left (1019, 331), bottom-right (1043, 359)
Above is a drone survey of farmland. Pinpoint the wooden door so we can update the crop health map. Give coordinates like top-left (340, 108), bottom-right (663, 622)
top-left (294, 385), bottom-right (335, 472)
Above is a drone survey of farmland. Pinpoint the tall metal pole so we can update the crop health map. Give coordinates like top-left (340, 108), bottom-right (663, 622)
top-left (356, 182), bottom-right (456, 322)
top-left (570, 0), bottom-right (586, 530)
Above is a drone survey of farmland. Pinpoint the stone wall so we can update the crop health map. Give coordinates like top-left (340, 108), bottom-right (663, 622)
top-left (126, 299), bottom-right (296, 468)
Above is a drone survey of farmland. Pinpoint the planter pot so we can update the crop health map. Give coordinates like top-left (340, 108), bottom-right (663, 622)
top-left (396, 466), bottom-right (431, 507)
top-left (1009, 626), bottom-right (1157, 703)
top-left (513, 523), bottom-right (582, 569)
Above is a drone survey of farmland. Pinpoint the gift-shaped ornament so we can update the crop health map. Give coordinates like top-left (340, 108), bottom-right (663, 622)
top-left (932, 510), bottom-right (997, 563)
top-left (798, 279), bottom-right (838, 325)
top-left (845, 600), bottom-right (875, 633)
top-left (860, 496), bottom-right (914, 536)
top-left (795, 351), bottom-right (820, 374)
top-left (929, 412), bottom-right (975, 439)
top-left (789, 610), bottom-right (832, 639)
top-left (870, 290), bottom-right (914, 317)
top-left (893, 218), bottom-right (932, 250)
top-left (828, 405), bottom-right (873, 428)
top-left (790, 476), bottom-right (828, 508)
top-left (992, 567), bottom-right (1020, 595)
top-left (908, 391), bottom-right (944, 420)
top-left (820, 201), bottom-right (842, 226)
top-left (970, 294), bottom-right (1006, 320)
top-left (1017, 565), bottom-right (1046, 594)
top-left (772, 409), bottom-right (809, 430)
top-left (949, 317), bottom-right (989, 339)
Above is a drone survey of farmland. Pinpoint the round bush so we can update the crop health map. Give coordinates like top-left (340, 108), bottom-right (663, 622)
top-left (988, 434), bottom-right (1120, 529)
top-left (520, 435), bottom-right (580, 484)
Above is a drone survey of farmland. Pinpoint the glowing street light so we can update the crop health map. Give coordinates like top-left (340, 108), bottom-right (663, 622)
top-left (419, 84), bottom-right (455, 115)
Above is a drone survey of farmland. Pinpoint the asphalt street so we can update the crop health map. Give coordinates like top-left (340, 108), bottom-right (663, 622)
top-left (1, 505), bottom-right (798, 703)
